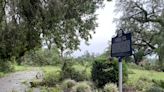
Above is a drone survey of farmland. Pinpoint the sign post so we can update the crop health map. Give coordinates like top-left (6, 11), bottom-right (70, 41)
top-left (111, 29), bottom-right (132, 92)
top-left (118, 57), bottom-right (122, 92)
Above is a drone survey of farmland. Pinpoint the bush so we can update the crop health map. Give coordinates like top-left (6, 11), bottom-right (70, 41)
top-left (72, 81), bottom-right (92, 92)
top-left (71, 70), bottom-right (90, 81)
top-left (152, 80), bottom-right (164, 89)
top-left (42, 70), bottom-right (61, 86)
top-left (22, 48), bottom-right (60, 66)
top-left (62, 63), bottom-right (90, 81)
top-left (135, 80), bottom-right (152, 91)
top-left (146, 86), bottom-right (164, 92)
top-left (103, 83), bottom-right (118, 92)
top-left (30, 80), bottom-right (43, 87)
top-left (125, 76), bottom-right (153, 92)
top-left (62, 79), bottom-right (76, 91)
top-left (40, 86), bottom-right (62, 92)
top-left (91, 59), bottom-right (128, 88)
top-left (0, 60), bottom-right (15, 72)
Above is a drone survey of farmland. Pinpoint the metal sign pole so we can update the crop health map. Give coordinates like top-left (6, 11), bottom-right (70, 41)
top-left (118, 57), bottom-right (122, 92)
top-left (111, 30), bottom-right (132, 92)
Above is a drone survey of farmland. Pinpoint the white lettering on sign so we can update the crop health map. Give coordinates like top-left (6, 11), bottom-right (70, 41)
top-left (115, 37), bottom-right (122, 42)
top-left (112, 40), bottom-right (130, 53)
top-left (114, 36), bottom-right (127, 43)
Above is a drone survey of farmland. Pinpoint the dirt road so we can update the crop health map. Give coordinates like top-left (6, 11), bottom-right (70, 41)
top-left (0, 71), bottom-right (41, 92)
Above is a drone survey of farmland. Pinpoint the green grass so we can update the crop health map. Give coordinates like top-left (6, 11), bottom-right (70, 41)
top-left (15, 65), bottom-right (29, 71)
top-left (128, 68), bottom-right (164, 84)
top-left (0, 72), bottom-right (5, 78)
top-left (40, 66), bottom-right (61, 73)
top-left (14, 65), bottom-right (41, 72)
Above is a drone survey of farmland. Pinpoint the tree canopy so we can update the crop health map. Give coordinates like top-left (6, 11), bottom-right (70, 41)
top-left (115, 0), bottom-right (164, 65)
top-left (0, 0), bottom-right (105, 61)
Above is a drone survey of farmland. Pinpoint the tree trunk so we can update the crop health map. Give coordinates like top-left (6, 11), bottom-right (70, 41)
top-left (158, 54), bottom-right (163, 67)
top-left (133, 54), bottom-right (139, 65)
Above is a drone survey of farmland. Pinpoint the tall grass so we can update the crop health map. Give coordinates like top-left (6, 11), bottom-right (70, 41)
top-left (128, 69), bottom-right (164, 84)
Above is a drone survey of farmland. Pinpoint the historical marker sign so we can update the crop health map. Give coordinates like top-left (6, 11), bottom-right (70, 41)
top-left (111, 32), bottom-right (132, 57)
top-left (111, 30), bottom-right (132, 92)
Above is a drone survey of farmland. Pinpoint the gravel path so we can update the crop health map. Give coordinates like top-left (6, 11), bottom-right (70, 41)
top-left (0, 71), bottom-right (42, 92)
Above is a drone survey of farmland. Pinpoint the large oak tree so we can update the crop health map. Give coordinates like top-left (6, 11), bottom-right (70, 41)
top-left (0, 0), bottom-right (105, 63)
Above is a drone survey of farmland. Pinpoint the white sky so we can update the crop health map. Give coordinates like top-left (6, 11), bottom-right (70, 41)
top-left (73, 1), bottom-right (116, 57)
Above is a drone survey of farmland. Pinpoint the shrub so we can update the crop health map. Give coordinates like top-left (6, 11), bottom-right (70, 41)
top-left (42, 70), bottom-right (61, 86)
top-left (30, 80), bottom-right (43, 87)
top-left (122, 84), bottom-right (136, 92)
top-left (0, 60), bottom-right (15, 72)
top-left (146, 86), bottom-right (164, 92)
top-left (40, 86), bottom-right (62, 92)
top-left (125, 76), bottom-right (153, 92)
top-left (91, 59), bottom-right (128, 88)
top-left (22, 48), bottom-right (60, 66)
top-left (134, 79), bottom-right (153, 92)
top-left (143, 63), bottom-right (151, 70)
top-left (72, 81), bottom-right (92, 92)
top-left (62, 79), bottom-right (76, 91)
top-left (152, 80), bottom-right (164, 89)
top-left (103, 83), bottom-right (118, 92)
top-left (62, 63), bottom-right (90, 81)
top-left (71, 70), bottom-right (90, 81)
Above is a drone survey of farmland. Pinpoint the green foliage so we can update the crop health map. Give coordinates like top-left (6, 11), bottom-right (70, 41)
top-left (62, 79), bottom-right (76, 91)
top-left (91, 59), bottom-right (128, 88)
top-left (127, 69), bottom-right (164, 86)
top-left (0, 0), bottom-right (104, 64)
top-left (142, 63), bottom-right (164, 71)
top-left (14, 65), bottom-right (31, 71)
top-left (62, 62), bottom-right (90, 81)
top-left (134, 50), bottom-right (145, 64)
top-left (115, 0), bottom-right (164, 64)
top-left (146, 86), bottom-right (164, 92)
top-left (42, 70), bottom-right (61, 86)
top-left (0, 60), bottom-right (15, 72)
top-left (22, 48), bottom-right (60, 66)
top-left (128, 70), bottom-right (135, 74)
top-left (103, 83), bottom-right (118, 92)
top-left (40, 87), bottom-right (62, 92)
top-left (125, 76), bottom-right (153, 91)
top-left (72, 81), bottom-right (92, 92)
top-left (134, 80), bottom-right (153, 91)
top-left (126, 69), bottom-right (164, 91)
top-left (152, 80), bottom-right (164, 89)
top-left (127, 63), bottom-right (144, 70)
top-left (0, 72), bottom-right (4, 78)
top-left (76, 51), bottom-right (96, 66)
top-left (30, 80), bottom-right (43, 87)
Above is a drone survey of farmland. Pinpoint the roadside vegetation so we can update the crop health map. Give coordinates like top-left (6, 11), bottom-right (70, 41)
top-left (0, 0), bottom-right (164, 92)
top-left (0, 47), bottom-right (164, 92)
top-left (3, 48), bottom-right (160, 92)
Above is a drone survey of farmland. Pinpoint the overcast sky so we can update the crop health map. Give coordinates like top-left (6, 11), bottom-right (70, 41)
top-left (73, 1), bottom-right (116, 57)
